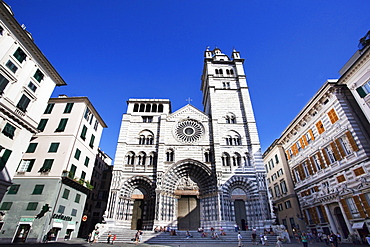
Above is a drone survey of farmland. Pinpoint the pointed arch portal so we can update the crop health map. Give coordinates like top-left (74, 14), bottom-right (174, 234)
top-left (161, 159), bottom-right (217, 230)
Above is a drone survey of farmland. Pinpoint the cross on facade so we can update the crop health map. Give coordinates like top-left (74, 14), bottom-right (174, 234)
top-left (186, 97), bottom-right (193, 105)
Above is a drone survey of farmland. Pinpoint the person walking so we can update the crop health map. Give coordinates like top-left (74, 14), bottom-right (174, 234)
top-left (107, 231), bottom-right (112, 244)
top-left (276, 236), bottom-right (284, 247)
top-left (111, 234), bottom-right (116, 245)
top-left (301, 232), bottom-right (308, 247)
top-left (238, 231), bottom-right (243, 247)
top-left (329, 232), bottom-right (338, 247)
top-left (252, 231), bottom-right (258, 245)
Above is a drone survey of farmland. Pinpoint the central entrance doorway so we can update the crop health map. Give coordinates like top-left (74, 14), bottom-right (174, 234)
top-left (177, 195), bottom-right (200, 230)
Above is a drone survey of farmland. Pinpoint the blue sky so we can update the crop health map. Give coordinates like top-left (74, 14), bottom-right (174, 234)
top-left (5, 0), bottom-right (370, 159)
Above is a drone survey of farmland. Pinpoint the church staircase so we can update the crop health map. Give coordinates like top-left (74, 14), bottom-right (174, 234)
top-left (100, 229), bottom-right (279, 245)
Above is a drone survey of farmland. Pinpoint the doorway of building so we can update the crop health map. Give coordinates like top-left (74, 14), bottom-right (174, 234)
top-left (234, 199), bottom-right (247, 230)
top-left (177, 195), bottom-right (200, 230)
top-left (131, 199), bottom-right (144, 230)
top-left (13, 224), bottom-right (31, 243)
top-left (333, 207), bottom-right (349, 238)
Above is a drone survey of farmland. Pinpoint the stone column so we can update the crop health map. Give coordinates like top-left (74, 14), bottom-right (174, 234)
top-left (324, 204), bottom-right (337, 233)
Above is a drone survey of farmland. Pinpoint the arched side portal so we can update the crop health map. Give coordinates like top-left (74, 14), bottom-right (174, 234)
top-left (221, 176), bottom-right (264, 230)
top-left (156, 159), bottom-right (217, 230)
top-left (113, 175), bottom-right (156, 230)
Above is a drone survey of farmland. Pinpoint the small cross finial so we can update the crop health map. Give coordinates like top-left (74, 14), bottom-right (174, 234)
top-left (186, 98), bottom-right (193, 105)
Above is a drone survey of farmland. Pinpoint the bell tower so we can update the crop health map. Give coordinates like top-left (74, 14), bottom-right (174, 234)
top-left (201, 47), bottom-right (264, 171)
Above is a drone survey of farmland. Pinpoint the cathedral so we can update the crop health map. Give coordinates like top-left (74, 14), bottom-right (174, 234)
top-left (105, 48), bottom-right (270, 231)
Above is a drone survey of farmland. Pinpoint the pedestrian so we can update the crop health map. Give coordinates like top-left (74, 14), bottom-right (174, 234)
top-left (107, 231), bottom-right (112, 244)
top-left (134, 230), bottom-right (140, 244)
top-left (111, 234), bottom-right (116, 245)
top-left (329, 232), bottom-right (338, 247)
top-left (139, 230), bottom-right (143, 243)
top-left (186, 231), bottom-right (192, 239)
top-left (276, 236), bottom-right (283, 247)
top-left (235, 223), bottom-right (239, 232)
top-left (301, 232), bottom-right (308, 247)
top-left (336, 232), bottom-right (341, 243)
top-left (238, 231), bottom-right (243, 247)
top-left (252, 231), bottom-right (258, 245)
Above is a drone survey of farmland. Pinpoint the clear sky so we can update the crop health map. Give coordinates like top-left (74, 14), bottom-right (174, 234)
top-left (4, 0), bottom-right (370, 160)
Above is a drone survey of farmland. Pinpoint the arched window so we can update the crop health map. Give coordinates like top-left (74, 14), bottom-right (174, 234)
top-left (215, 69), bottom-right (219, 74)
top-left (233, 153), bottom-right (241, 167)
top-left (204, 149), bottom-right (211, 163)
top-left (148, 152), bottom-right (157, 166)
top-left (146, 135), bottom-right (154, 145)
top-left (152, 104), bottom-right (157, 112)
top-left (225, 113), bottom-right (236, 123)
top-left (139, 135), bottom-right (145, 145)
top-left (138, 130), bottom-right (155, 145)
top-left (230, 69), bottom-right (234, 75)
top-left (126, 152), bottom-right (135, 165)
top-left (166, 149), bottom-right (174, 162)
top-left (158, 104), bottom-right (163, 113)
top-left (222, 152), bottom-right (230, 166)
top-left (226, 69), bottom-right (230, 75)
top-left (137, 152), bottom-right (146, 166)
top-left (145, 104), bottom-right (151, 112)
top-left (133, 104), bottom-right (139, 112)
top-left (225, 135), bottom-right (232, 145)
top-left (219, 69), bottom-right (223, 74)
top-left (139, 104), bottom-right (145, 112)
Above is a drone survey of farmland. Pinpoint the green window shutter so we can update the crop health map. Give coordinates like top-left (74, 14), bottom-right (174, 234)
top-left (55, 118), bottom-right (68, 132)
top-left (13, 47), bottom-right (27, 63)
top-left (8, 184), bottom-right (20, 194)
top-left (33, 69), bottom-right (44, 82)
top-left (32, 185), bottom-right (44, 194)
top-left (0, 149), bottom-right (12, 171)
top-left (6, 60), bottom-right (18, 73)
top-left (16, 95), bottom-right (31, 112)
top-left (26, 143), bottom-right (38, 153)
top-left (48, 143), bottom-right (60, 153)
top-left (26, 159), bottom-right (35, 172)
top-left (2, 123), bottom-right (16, 139)
top-left (0, 202), bottom-right (12, 210)
top-left (63, 103), bottom-right (74, 113)
top-left (81, 171), bottom-right (86, 180)
top-left (37, 119), bottom-right (48, 132)
top-left (80, 125), bottom-right (87, 140)
top-left (39, 159), bottom-right (53, 172)
top-left (356, 86), bottom-right (367, 98)
top-left (89, 135), bottom-right (95, 148)
top-left (74, 149), bottom-right (81, 160)
top-left (0, 74), bottom-right (9, 94)
top-left (84, 157), bottom-right (90, 167)
top-left (75, 194), bottom-right (81, 203)
top-left (44, 103), bottom-right (54, 114)
top-left (62, 189), bottom-right (70, 199)
top-left (69, 164), bottom-right (77, 178)
top-left (26, 202), bottom-right (38, 210)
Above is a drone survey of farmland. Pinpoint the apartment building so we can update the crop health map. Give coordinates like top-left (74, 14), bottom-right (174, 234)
top-left (78, 148), bottom-right (112, 238)
top-left (0, 96), bottom-right (107, 243)
top-left (337, 30), bottom-right (370, 124)
top-left (280, 80), bottom-right (370, 241)
top-left (0, 1), bottom-right (66, 201)
top-left (263, 140), bottom-right (306, 236)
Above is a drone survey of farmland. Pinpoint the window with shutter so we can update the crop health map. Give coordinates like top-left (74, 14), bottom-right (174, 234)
top-left (316, 121), bottom-right (325, 134)
top-left (0, 74), bottom-right (9, 94)
top-left (327, 108), bottom-right (339, 124)
top-left (345, 131), bottom-right (359, 152)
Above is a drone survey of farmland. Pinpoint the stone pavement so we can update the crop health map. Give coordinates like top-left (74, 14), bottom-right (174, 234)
top-left (1, 238), bottom-right (370, 247)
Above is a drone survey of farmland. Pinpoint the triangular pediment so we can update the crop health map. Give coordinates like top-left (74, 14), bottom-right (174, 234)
top-left (167, 104), bottom-right (209, 122)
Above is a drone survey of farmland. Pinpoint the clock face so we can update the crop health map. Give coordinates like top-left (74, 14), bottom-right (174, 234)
top-left (173, 119), bottom-right (204, 144)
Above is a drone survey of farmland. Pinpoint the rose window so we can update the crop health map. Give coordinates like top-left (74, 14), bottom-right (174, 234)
top-left (174, 119), bottom-right (204, 144)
